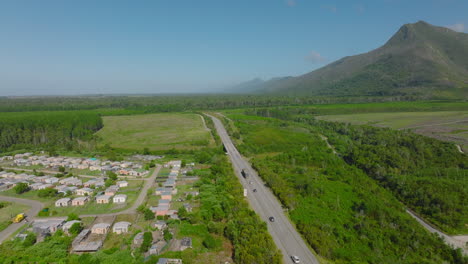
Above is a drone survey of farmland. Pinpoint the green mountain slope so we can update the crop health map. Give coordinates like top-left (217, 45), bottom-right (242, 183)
top-left (259, 21), bottom-right (468, 98)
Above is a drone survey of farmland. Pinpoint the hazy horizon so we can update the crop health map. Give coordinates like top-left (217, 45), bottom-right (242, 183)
top-left (1, 0), bottom-right (467, 96)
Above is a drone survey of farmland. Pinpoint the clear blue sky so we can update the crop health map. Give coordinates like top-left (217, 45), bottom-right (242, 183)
top-left (0, 0), bottom-right (466, 95)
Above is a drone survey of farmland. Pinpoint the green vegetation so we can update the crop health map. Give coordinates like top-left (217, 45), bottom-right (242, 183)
top-left (0, 111), bottom-right (102, 152)
top-left (95, 113), bottom-right (213, 151)
top-left (0, 202), bottom-right (30, 231)
top-left (224, 111), bottom-right (466, 263)
top-left (13, 182), bottom-right (30, 194)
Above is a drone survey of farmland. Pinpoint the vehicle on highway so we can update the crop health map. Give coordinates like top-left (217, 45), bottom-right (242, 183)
top-left (291, 255), bottom-right (300, 263)
top-left (12, 213), bottom-right (25, 223)
top-left (253, 189), bottom-right (257, 192)
top-left (241, 169), bottom-right (249, 179)
top-left (269, 216), bottom-right (275, 222)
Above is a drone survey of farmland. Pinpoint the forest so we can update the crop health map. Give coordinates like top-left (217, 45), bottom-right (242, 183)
top-left (244, 107), bottom-right (468, 234)
top-left (222, 111), bottom-right (466, 263)
top-left (0, 111), bottom-right (103, 152)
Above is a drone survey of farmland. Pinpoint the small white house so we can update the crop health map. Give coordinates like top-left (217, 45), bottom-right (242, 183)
top-left (112, 221), bottom-right (131, 234)
top-left (55, 198), bottom-right (71, 207)
top-left (113, 194), bottom-right (127, 204)
top-left (116, 181), bottom-right (128, 188)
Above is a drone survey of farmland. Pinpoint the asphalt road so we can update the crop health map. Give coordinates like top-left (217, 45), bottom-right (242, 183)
top-left (0, 196), bottom-right (44, 244)
top-left (207, 114), bottom-right (319, 264)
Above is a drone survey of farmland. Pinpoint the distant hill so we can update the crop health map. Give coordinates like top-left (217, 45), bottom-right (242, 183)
top-left (249, 21), bottom-right (468, 98)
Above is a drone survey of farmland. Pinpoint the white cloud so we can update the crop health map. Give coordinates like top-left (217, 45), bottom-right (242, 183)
top-left (446, 23), bottom-right (465, 32)
top-left (305, 51), bottom-right (327, 63)
top-left (285, 0), bottom-right (296, 7)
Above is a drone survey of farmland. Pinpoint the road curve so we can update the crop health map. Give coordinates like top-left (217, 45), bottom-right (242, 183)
top-left (207, 114), bottom-right (320, 264)
top-left (406, 209), bottom-right (467, 255)
top-left (80, 165), bottom-right (161, 217)
top-left (0, 196), bottom-right (44, 244)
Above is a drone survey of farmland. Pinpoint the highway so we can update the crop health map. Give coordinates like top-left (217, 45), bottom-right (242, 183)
top-left (207, 114), bottom-right (319, 264)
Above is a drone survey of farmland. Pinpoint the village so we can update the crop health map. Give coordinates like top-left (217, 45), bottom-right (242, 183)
top-left (0, 153), bottom-right (205, 264)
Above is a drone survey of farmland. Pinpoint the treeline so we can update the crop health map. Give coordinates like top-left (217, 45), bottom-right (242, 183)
top-left (246, 107), bottom-right (468, 234)
top-left (0, 95), bottom-right (424, 113)
top-left (226, 112), bottom-right (466, 263)
top-left (0, 111), bottom-right (103, 152)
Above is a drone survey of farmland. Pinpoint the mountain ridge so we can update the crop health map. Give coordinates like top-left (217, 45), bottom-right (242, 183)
top-left (243, 21), bottom-right (468, 98)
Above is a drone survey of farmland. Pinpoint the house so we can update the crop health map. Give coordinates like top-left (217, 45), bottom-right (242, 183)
top-left (154, 220), bottom-right (167, 230)
top-left (72, 196), bottom-right (89, 206)
top-left (164, 179), bottom-right (176, 188)
top-left (44, 177), bottom-right (59, 184)
top-left (33, 219), bottom-right (65, 241)
top-left (149, 240), bottom-right (167, 255)
top-left (180, 237), bottom-right (192, 251)
top-left (89, 165), bottom-right (102, 171)
top-left (157, 258), bottom-right (183, 264)
top-left (91, 223), bottom-right (110, 234)
top-left (151, 204), bottom-right (170, 216)
top-left (96, 195), bottom-right (112, 204)
top-left (118, 169), bottom-right (129, 175)
top-left (55, 198), bottom-right (72, 207)
top-left (113, 194), bottom-right (127, 203)
top-left (77, 164), bottom-right (89, 170)
top-left (76, 187), bottom-right (93, 196)
top-left (84, 179), bottom-right (104, 188)
top-left (133, 232), bottom-right (144, 245)
top-left (116, 181), bottom-right (128, 188)
top-left (105, 187), bottom-right (118, 196)
top-left (161, 191), bottom-right (172, 200)
top-left (112, 221), bottom-right (131, 234)
top-left (159, 199), bottom-right (171, 206)
top-left (62, 220), bottom-right (81, 234)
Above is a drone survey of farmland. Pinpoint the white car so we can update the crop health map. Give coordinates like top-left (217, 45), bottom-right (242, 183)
top-left (291, 255), bottom-right (300, 263)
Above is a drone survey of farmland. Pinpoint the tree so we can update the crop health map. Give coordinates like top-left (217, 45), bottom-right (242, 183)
top-left (67, 213), bottom-right (80, 221)
top-left (181, 160), bottom-right (186, 167)
top-left (140, 232), bottom-right (153, 253)
top-left (106, 171), bottom-right (117, 181)
top-left (14, 182), bottom-right (29, 194)
top-left (137, 204), bottom-right (146, 214)
top-left (69, 222), bottom-right (83, 235)
top-left (144, 208), bottom-right (155, 220)
top-left (163, 230), bottom-right (173, 242)
top-left (58, 166), bottom-right (65, 173)
top-left (178, 206), bottom-right (188, 219)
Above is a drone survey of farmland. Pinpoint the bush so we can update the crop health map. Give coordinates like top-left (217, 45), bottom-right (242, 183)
top-left (69, 222), bottom-right (83, 235)
top-left (37, 188), bottom-right (58, 198)
top-left (202, 235), bottom-right (218, 249)
top-left (13, 182), bottom-right (29, 194)
top-left (144, 209), bottom-right (155, 220)
top-left (163, 230), bottom-right (173, 242)
top-left (66, 213), bottom-right (80, 221)
top-left (22, 232), bottom-right (37, 247)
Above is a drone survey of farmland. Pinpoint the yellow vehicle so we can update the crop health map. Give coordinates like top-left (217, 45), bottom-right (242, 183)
top-left (12, 213), bottom-right (25, 223)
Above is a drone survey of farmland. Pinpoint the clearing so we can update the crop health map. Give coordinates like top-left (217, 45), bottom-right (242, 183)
top-left (317, 111), bottom-right (468, 152)
top-left (96, 113), bottom-right (213, 151)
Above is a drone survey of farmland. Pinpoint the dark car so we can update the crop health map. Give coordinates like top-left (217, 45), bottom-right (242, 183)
top-left (269, 216), bottom-right (275, 222)
top-left (253, 189), bottom-right (257, 192)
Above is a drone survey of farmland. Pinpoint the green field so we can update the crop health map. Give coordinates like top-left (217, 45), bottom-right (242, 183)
top-left (0, 202), bottom-right (30, 231)
top-left (317, 111), bottom-right (468, 152)
top-left (95, 113), bottom-right (213, 151)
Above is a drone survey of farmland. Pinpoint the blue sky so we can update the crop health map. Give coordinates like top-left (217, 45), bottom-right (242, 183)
top-left (0, 0), bottom-right (467, 95)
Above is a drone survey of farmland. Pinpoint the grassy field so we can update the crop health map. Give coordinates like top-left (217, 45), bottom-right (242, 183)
top-left (316, 111), bottom-right (468, 152)
top-left (0, 202), bottom-right (30, 231)
top-left (95, 113), bottom-right (213, 151)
